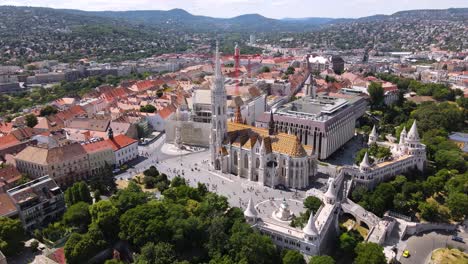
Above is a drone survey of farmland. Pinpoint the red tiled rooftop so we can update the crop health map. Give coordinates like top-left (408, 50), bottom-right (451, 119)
top-left (158, 104), bottom-right (176, 120)
top-left (0, 134), bottom-right (21, 150)
top-left (106, 135), bottom-right (137, 151)
top-left (0, 165), bottom-right (22, 185)
top-left (0, 122), bottom-right (13, 134)
top-left (82, 140), bottom-right (113, 154)
top-left (0, 193), bottom-right (17, 216)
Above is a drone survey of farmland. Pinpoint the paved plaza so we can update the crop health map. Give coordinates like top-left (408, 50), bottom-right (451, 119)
top-left (115, 135), bottom-right (310, 212)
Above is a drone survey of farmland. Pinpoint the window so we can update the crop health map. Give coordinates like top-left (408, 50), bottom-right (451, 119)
top-left (244, 155), bottom-right (249, 169)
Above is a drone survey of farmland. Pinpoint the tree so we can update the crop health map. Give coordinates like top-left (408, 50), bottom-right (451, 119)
top-left (339, 232), bottom-right (359, 254)
top-left (64, 226), bottom-right (107, 264)
top-left (119, 201), bottom-right (169, 247)
top-left (309, 255), bottom-right (335, 264)
top-left (0, 217), bottom-right (25, 256)
top-left (89, 164), bottom-right (117, 195)
top-left (62, 202), bottom-right (91, 232)
top-left (65, 182), bottom-right (92, 206)
top-left (447, 193), bottom-right (468, 221)
top-left (171, 176), bottom-right (187, 187)
top-left (135, 242), bottom-right (175, 264)
top-left (25, 114), bottom-right (38, 128)
top-left (111, 181), bottom-right (148, 213)
top-left (228, 221), bottom-right (278, 264)
top-left (285, 67), bottom-right (295, 75)
top-left (282, 250), bottom-right (305, 264)
top-left (367, 82), bottom-right (384, 109)
top-left (354, 242), bottom-right (386, 264)
top-left (303, 196), bottom-right (322, 212)
top-left (39, 105), bottom-right (58, 116)
top-left (418, 201), bottom-right (439, 221)
top-left (434, 150), bottom-right (466, 172)
top-left (260, 66), bottom-right (271, 73)
top-left (89, 200), bottom-right (119, 241)
top-left (140, 104), bottom-right (157, 113)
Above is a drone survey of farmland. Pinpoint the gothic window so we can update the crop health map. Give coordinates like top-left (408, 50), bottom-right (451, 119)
top-left (244, 154), bottom-right (249, 169)
top-left (233, 152), bottom-right (238, 165)
top-left (218, 106), bottom-right (221, 115)
top-left (218, 121), bottom-right (221, 130)
top-left (256, 158), bottom-right (260, 168)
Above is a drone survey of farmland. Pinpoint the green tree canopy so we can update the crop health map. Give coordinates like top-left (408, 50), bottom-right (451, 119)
top-left (309, 255), bottom-right (336, 264)
top-left (39, 105), bottom-right (58, 116)
top-left (282, 249), bottom-right (305, 264)
top-left (25, 114), bottom-right (38, 128)
top-left (111, 181), bottom-right (148, 213)
top-left (303, 196), bottom-right (323, 212)
top-left (354, 242), bottom-right (386, 264)
top-left (0, 217), bottom-right (25, 256)
top-left (62, 202), bottom-right (91, 232)
top-left (135, 242), bottom-right (175, 264)
top-left (65, 182), bottom-right (92, 206)
top-left (367, 82), bottom-right (384, 109)
top-left (89, 200), bottom-right (119, 241)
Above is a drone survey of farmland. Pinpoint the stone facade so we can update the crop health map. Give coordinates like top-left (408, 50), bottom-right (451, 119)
top-left (347, 121), bottom-right (426, 189)
top-left (210, 44), bottom-right (317, 189)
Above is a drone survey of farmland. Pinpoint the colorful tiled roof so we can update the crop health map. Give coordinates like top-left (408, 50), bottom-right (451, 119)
top-left (227, 122), bottom-right (312, 158)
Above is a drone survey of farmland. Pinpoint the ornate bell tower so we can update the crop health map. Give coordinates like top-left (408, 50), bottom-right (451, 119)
top-left (210, 41), bottom-right (228, 170)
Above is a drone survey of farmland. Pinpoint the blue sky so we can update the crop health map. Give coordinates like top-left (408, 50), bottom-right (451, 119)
top-left (1, 0), bottom-right (467, 18)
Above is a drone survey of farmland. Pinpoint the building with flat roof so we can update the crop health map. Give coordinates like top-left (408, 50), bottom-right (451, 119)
top-left (6, 176), bottom-right (65, 231)
top-left (256, 85), bottom-right (367, 159)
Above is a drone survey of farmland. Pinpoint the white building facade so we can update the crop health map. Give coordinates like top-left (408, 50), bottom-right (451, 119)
top-left (347, 121), bottom-right (426, 189)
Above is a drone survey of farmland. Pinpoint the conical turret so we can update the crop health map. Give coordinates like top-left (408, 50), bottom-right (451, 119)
top-left (324, 178), bottom-right (336, 204)
top-left (359, 152), bottom-right (371, 172)
top-left (407, 120), bottom-right (419, 142)
top-left (399, 126), bottom-right (407, 145)
top-left (303, 211), bottom-right (318, 238)
top-left (244, 197), bottom-right (258, 219)
top-left (368, 125), bottom-right (378, 145)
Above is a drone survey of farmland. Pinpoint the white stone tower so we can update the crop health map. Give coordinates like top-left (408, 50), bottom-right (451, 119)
top-left (397, 126), bottom-right (407, 155)
top-left (368, 125), bottom-right (378, 145)
top-left (210, 41), bottom-right (228, 170)
top-left (244, 197), bottom-right (258, 224)
top-left (405, 121), bottom-right (426, 171)
top-left (359, 152), bottom-right (372, 173)
top-left (303, 211), bottom-right (319, 242)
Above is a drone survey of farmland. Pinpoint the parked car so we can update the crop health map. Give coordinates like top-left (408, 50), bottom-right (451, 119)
top-left (402, 250), bottom-right (410, 258)
top-left (452, 236), bottom-right (464, 243)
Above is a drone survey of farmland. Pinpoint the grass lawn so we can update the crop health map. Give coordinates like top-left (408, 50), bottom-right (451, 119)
top-left (431, 248), bottom-right (468, 264)
top-left (116, 174), bottom-right (158, 192)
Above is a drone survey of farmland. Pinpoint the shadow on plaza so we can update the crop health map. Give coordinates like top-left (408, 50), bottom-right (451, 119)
top-left (324, 135), bottom-right (367, 166)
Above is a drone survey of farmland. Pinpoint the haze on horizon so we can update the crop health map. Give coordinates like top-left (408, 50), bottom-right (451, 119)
top-left (1, 0), bottom-right (467, 19)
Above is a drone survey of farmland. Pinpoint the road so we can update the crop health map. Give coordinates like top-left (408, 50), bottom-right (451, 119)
top-left (400, 230), bottom-right (468, 264)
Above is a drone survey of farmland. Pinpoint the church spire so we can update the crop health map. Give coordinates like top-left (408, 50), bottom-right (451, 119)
top-left (268, 110), bottom-right (275, 135)
top-left (234, 106), bottom-right (243, 124)
top-left (215, 41), bottom-right (222, 79)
